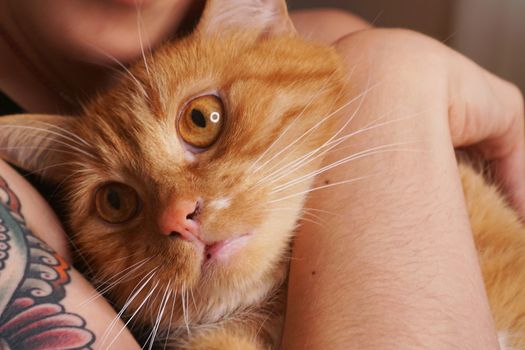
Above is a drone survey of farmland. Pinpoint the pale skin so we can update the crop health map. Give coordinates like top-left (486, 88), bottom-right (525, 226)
top-left (0, 1), bottom-right (524, 349)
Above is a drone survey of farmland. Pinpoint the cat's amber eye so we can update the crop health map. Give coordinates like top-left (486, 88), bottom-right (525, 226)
top-left (95, 183), bottom-right (140, 224)
top-left (178, 95), bottom-right (225, 149)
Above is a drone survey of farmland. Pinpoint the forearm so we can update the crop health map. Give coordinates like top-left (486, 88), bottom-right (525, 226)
top-left (0, 160), bottom-right (139, 350)
top-left (281, 30), bottom-right (499, 349)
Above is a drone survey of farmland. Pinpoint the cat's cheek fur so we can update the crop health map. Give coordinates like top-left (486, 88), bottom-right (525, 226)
top-left (73, 220), bottom-right (206, 288)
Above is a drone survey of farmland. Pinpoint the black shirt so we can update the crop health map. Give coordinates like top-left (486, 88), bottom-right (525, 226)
top-left (0, 90), bottom-right (23, 114)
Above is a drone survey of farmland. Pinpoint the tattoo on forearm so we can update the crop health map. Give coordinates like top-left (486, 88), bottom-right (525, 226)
top-left (0, 177), bottom-right (95, 349)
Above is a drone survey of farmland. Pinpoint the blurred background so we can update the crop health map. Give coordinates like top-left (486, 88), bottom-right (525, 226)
top-left (288, 0), bottom-right (525, 94)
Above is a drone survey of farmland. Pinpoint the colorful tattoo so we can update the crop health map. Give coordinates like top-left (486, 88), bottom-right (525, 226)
top-left (0, 177), bottom-right (95, 349)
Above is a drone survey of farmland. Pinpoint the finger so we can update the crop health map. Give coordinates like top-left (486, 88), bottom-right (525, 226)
top-left (492, 135), bottom-right (525, 218)
top-left (448, 54), bottom-right (525, 218)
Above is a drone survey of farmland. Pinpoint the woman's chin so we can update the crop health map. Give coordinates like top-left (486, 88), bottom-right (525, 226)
top-left (103, 0), bottom-right (156, 8)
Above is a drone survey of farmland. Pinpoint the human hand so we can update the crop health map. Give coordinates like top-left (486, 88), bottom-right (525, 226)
top-left (336, 28), bottom-right (525, 217)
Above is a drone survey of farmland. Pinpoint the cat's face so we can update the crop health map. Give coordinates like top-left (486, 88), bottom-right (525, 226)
top-left (0, 0), bottom-right (347, 334)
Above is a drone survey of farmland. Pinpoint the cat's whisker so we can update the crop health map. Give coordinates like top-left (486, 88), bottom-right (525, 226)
top-left (264, 72), bottom-right (371, 182)
top-left (100, 268), bottom-right (157, 336)
top-left (83, 41), bottom-right (149, 99)
top-left (248, 88), bottom-right (357, 176)
top-left (247, 71), bottom-right (342, 174)
top-left (104, 279), bottom-right (160, 350)
top-left (0, 124), bottom-right (88, 148)
top-left (270, 148), bottom-right (421, 193)
top-left (82, 257), bottom-right (152, 306)
top-left (49, 167), bottom-right (91, 198)
top-left (135, 1), bottom-right (151, 79)
top-left (253, 88), bottom-right (374, 188)
top-left (269, 173), bottom-right (381, 204)
top-left (90, 255), bottom-right (148, 287)
top-left (251, 74), bottom-right (373, 186)
top-left (145, 282), bottom-right (171, 350)
top-left (181, 282), bottom-right (191, 336)
top-left (58, 236), bottom-right (98, 279)
top-left (265, 206), bottom-right (329, 225)
top-left (302, 206), bottom-right (341, 217)
top-left (0, 146), bottom-right (85, 157)
top-left (0, 125), bottom-right (96, 159)
top-left (162, 285), bottom-right (177, 350)
top-left (268, 144), bottom-right (434, 205)
top-left (247, 70), bottom-right (355, 180)
top-left (189, 288), bottom-right (198, 311)
top-left (279, 250), bottom-right (302, 262)
top-left (250, 79), bottom-right (381, 180)
top-left (265, 207), bottom-right (329, 228)
top-left (300, 209), bottom-right (330, 225)
top-left (296, 216), bottom-right (328, 228)
top-left (86, 259), bottom-right (130, 291)
top-left (266, 134), bottom-right (418, 190)
top-left (254, 306), bottom-right (275, 341)
top-left (33, 120), bottom-right (92, 147)
top-left (25, 161), bottom-right (84, 178)
top-left (255, 110), bottom-right (419, 187)
top-left (104, 251), bottom-right (144, 264)
top-left (320, 74), bottom-right (373, 151)
top-left (250, 85), bottom-right (345, 182)
top-left (271, 143), bottom-right (421, 194)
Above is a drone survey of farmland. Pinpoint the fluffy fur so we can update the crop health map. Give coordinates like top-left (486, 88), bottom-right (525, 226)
top-left (460, 163), bottom-right (525, 349)
top-left (1, 0), bottom-right (525, 349)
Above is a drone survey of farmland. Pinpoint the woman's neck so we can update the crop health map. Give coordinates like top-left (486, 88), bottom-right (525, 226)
top-left (0, 0), bottom-right (204, 115)
top-left (0, 4), bottom-right (112, 114)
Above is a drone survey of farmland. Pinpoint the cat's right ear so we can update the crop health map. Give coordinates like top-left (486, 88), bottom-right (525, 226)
top-left (0, 114), bottom-right (78, 183)
top-left (196, 0), bottom-right (295, 36)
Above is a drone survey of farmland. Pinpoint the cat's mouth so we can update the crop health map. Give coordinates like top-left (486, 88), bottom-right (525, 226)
top-left (203, 233), bottom-right (253, 263)
top-left (169, 227), bottom-right (253, 263)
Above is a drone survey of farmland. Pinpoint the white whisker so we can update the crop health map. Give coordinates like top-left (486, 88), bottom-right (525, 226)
top-left (135, 1), bottom-right (151, 78)
top-left (0, 146), bottom-right (86, 158)
top-left (104, 279), bottom-right (160, 350)
top-left (34, 120), bottom-right (91, 147)
top-left (81, 257), bottom-right (152, 306)
top-left (250, 79), bottom-right (381, 177)
top-left (181, 283), bottom-right (191, 336)
top-left (0, 125), bottom-right (96, 159)
top-left (247, 70), bottom-right (343, 173)
top-left (145, 282), bottom-right (171, 350)
top-left (100, 268), bottom-right (158, 347)
top-left (269, 173), bottom-right (380, 204)
top-left (163, 286), bottom-right (177, 350)
top-left (260, 114), bottom-right (420, 187)
top-left (83, 41), bottom-right (148, 99)
top-left (271, 142), bottom-right (421, 194)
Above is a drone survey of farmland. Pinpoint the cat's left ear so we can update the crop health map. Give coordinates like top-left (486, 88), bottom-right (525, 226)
top-left (196, 0), bottom-right (295, 36)
top-left (0, 114), bottom-right (78, 183)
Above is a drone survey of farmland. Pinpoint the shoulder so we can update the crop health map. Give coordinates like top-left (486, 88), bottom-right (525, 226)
top-left (289, 8), bottom-right (371, 45)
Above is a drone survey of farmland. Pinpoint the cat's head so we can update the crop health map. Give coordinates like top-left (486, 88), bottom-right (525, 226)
top-left (0, 0), bottom-right (347, 335)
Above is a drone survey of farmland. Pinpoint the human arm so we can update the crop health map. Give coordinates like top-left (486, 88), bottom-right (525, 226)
top-left (282, 23), bottom-right (524, 350)
top-left (0, 160), bottom-right (140, 350)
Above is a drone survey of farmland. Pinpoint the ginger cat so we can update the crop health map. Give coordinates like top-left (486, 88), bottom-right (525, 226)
top-left (0, 0), bottom-right (523, 349)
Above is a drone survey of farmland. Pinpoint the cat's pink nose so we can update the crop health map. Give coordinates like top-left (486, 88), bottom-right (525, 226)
top-left (159, 199), bottom-right (202, 241)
